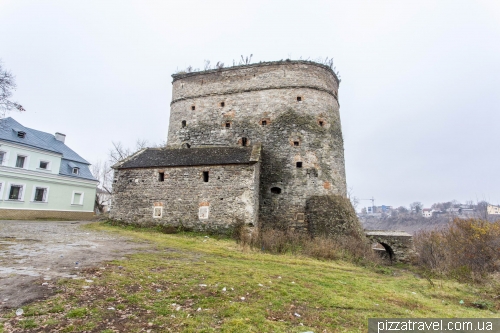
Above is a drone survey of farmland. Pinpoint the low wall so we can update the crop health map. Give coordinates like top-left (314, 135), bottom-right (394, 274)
top-left (0, 209), bottom-right (94, 220)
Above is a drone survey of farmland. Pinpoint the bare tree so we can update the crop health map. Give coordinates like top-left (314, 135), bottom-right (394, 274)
top-left (346, 186), bottom-right (359, 211)
top-left (410, 201), bottom-right (423, 214)
top-left (93, 139), bottom-right (164, 213)
top-left (91, 160), bottom-right (113, 214)
top-left (0, 61), bottom-right (24, 119)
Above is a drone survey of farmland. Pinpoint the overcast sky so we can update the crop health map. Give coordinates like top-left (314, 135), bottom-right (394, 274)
top-left (1, 0), bottom-right (499, 210)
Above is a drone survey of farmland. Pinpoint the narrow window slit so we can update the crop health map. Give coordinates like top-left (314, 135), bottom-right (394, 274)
top-left (293, 141), bottom-right (299, 146)
top-left (203, 171), bottom-right (209, 182)
top-left (297, 96), bottom-right (302, 102)
top-left (182, 120), bottom-right (186, 128)
top-left (191, 105), bottom-right (196, 111)
top-left (159, 172), bottom-right (164, 182)
top-left (296, 162), bottom-right (303, 168)
top-left (241, 137), bottom-right (248, 146)
top-left (220, 102), bottom-right (225, 107)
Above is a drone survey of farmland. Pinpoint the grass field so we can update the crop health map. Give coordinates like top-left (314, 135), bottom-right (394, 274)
top-left (1, 222), bottom-right (499, 332)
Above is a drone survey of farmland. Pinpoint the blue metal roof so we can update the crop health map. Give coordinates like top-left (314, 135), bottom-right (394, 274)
top-left (0, 117), bottom-right (97, 181)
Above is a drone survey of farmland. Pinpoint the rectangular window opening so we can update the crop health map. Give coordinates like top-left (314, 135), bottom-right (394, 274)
top-left (293, 141), bottom-right (299, 146)
top-left (203, 171), bottom-right (209, 182)
top-left (241, 137), bottom-right (248, 146)
top-left (72, 167), bottom-right (79, 175)
top-left (15, 156), bottom-right (26, 168)
top-left (9, 185), bottom-right (22, 200)
top-left (0, 151), bottom-right (5, 165)
top-left (296, 162), bottom-right (303, 168)
top-left (34, 187), bottom-right (47, 202)
top-left (159, 172), bottom-right (165, 182)
top-left (261, 120), bottom-right (267, 126)
top-left (17, 131), bottom-right (26, 138)
top-left (225, 122), bottom-right (231, 128)
top-left (220, 102), bottom-right (225, 107)
top-left (182, 120), bottom-right (187, 128)
top-left (297, 96), bottom-right (302, 102)
top-left (191, 105), bottom-right (196, 111)
top-left (39, 161), bottom-right (49, 169)
top-left (319, 121), bottom-right (324, 127)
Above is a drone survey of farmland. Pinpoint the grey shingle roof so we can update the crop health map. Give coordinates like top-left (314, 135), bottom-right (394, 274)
top-left (0, 117), bottom-right (96, 181)
top-left (116, 145), bottom-right (261, 169)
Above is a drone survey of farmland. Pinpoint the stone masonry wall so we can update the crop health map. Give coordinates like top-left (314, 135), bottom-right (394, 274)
top-left (167, 61), bottom-right (346, 230)
top-left (110, 163), bottom-right (260, 232)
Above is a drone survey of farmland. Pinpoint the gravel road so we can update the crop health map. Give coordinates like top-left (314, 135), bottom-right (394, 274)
top-left (0, 220), bottom-right (150, 309)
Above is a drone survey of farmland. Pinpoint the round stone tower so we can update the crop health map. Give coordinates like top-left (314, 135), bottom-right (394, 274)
top-left (167, 60), bottom-right (346, 230)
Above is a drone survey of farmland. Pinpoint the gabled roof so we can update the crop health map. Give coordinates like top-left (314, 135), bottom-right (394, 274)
top-left (114, 144), bottom-right (261, 169)
top-left (0, 117), bottom-right (89, 164)
top-left (0, 117), bottom-right (96, 181)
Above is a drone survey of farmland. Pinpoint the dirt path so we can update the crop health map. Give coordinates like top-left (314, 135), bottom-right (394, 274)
top-left (0, 220), bottom-right (150, 310)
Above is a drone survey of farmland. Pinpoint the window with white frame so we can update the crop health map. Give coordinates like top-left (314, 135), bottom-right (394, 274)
top-left (15, 155), bottom-right (26, 168)
top-left (72, 167), bottom-right (79, 175)
top-left (0, 151), bottom-right (5, 165)
top-left (71, 191), bottom-right (84, 205)
top-left (8, 184), bottom-right (25, 201)
top-left (153, 206), bottom-right (163, 218)
top-left (39, 161), bottom-right (50, 170)
top-left (32, 186), bottom-right (49, 202)
top-left (0, 182), bottom-right (4, 200)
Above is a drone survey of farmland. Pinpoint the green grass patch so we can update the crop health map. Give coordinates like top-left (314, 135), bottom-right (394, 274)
top-left (1, 221), bottom-right (499, 332)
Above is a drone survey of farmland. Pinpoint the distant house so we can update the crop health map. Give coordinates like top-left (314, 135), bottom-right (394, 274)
top-left (487, 204), bottom-right (500, 215)
top-left (422, 208), bottom-right (432, 218)
top-left (0, 117), bottom-right (98, 219)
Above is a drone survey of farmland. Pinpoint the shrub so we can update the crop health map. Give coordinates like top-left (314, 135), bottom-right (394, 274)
top-left (414, 218), bottom-right (500, 282)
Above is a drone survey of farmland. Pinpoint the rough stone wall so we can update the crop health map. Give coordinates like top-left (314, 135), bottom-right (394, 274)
top-left (365, 232), bottom-right (415, 263)
top-left (110, 163), bottom-right (260, 233)
top-left (167, 61), bottom-right (346, 230)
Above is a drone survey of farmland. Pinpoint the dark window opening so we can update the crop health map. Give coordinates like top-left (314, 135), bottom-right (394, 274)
top-left (203, 171), bottom-right (209, 182)
top-left (220, 102), bottom-right (225, 107)
top-left (39, 161), bottom-right (49, 169)
top-left (261, 120), bottom-right (267, 126)
top-left (296, 96), bottom-right (302, 102)
top-left (34, 188), bottom-right (46, 202)
top-left (225, 122), bottom-right (231, 128)
top-left (182, 143), bottom-right (191, 148)
top-left (159, 172), bottom-right (164, 182)
top-left (241, 137), bottom-right (248, 146)
top-left (293, 141), bottom-right (299, 146)
top-left (296, 162), bottom-right (303, 168)
top-left (17, 131), bottom-right (26, 138)
top-left (220, 198), bottom-right (223, 200)
top-left (15, 156), bottom-right (25, 168)
top-left (182, 120), bottom-right (186, 128)
top-left (191, 105), bottom-right (196, 111)
top-left (270, 187), bottom-right (282, 194)
top-left (319, 121), bottom-right (324, 127)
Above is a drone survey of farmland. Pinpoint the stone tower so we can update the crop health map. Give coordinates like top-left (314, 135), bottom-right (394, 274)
top-left (167, 60), bottom-right (346, 230)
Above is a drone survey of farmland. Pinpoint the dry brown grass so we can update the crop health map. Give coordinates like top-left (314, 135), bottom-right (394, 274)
top-left (235, 227), bottom-right (382, 265)
top-left (414, 218), bottom-right (500, 282)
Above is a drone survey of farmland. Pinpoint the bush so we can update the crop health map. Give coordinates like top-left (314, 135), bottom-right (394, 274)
top-left (235, 227), bottom-right (381, 265)
top-left (414, 218), bottom-right (500, 282)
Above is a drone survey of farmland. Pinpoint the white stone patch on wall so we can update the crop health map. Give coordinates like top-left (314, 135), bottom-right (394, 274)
top-left (199, 206), bottom-right (209, 219)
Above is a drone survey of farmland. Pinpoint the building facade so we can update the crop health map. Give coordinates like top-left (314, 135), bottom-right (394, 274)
top-left (111, 60), bottom-right (346, 232)
top-left (0, 117), bottom-right (98, 219)
top-left (111, 145), bottom-right (261, 230)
